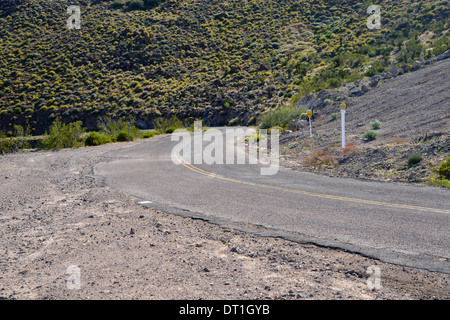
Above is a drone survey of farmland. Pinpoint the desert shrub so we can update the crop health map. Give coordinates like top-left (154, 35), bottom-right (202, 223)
top-left (0, 132), bottom-right (15, 154)
top-left (432, 35), bottom-right (449, 56)
top-left (342, 141), bottom-right (357, 156)
top-left (153, 115), bottom-right (184, 133)
top-left (84, 132), bottom-right (112, 146)
top-left (426, 176), bottom-right (450, 188)
top-left (42, 118), bottom-right (85, 149)
top-left (407, 154), bottom-right (422, 167)
top-left (326, 78), bottom-right (341, 89)
top-left (228, 118), bottom-right (240, 126)
top-left (330, 113), bottom-right (338, 120)
top-left (98, 116), bottom-right (140, 139)
top-left (432, 156), bottom-right (450, 179)
top-left (116, 131), bottom-right (134, 142)
top-left (111, 0), bottom-right (125, 9)
top-left (370, 120), bottom-right (382, 129)
top-left (0, 126), bottom-right (31, 152)
top-left (363, 130), bottom-right (379, 140)
top-left (305, 149), bottom-right (337, 167)
top-left (259, 105), bottom-right (306, 129)
top-left (128, 0), bottom-right (145, 10)
top-left (140, 131), bottom-right (160, 139)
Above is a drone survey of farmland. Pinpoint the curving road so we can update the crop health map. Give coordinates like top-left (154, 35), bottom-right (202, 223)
top-left (94, 131), bottom-right (450, 273)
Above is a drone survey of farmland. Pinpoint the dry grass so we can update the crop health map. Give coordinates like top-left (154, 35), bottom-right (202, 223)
top-left (305, 148), bottom-right (337, 167)
top-left (342, 141), bottom-right (357, 156)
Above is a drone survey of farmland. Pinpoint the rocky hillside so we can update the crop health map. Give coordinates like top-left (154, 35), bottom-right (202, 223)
top-left (0, 0), bottom-right (449, 134)
top-left (280, 57), bottom-right (450, 185)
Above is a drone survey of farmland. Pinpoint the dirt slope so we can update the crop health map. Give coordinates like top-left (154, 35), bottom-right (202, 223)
top-left (281, 58), bottom-right (450, 183)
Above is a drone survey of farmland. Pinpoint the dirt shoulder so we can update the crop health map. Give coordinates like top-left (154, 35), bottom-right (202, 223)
top-left (0, 143), bottom-right (448, 300)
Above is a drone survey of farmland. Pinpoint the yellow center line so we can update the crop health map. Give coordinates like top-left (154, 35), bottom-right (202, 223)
top-left (176, 155), bottom-right (450, 214)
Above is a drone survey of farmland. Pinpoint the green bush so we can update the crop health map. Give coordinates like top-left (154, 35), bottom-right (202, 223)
top-left (330, 113), bottom-right (338, 120)
top-left (426, 176), bottom-right (450, 188)
top-left (370, 120), bottom-right (382, 129)
top-left (128, 0), bottom-right (145, 10)
top-left (111, 0), bottom-right (125, 9)
top-left (228, 118), bottom-right (240, 126)
top-left (433, 156), bottom-right (450, 179)
top-left (42, 118), bottom-right (85, 149)
top-left (140, 131), bottom-right (160, 139)
top-left (259, 105), bottom-right (306, 129)
top-left (99, 116), bottom-right (140, 140)
top-left (0, 133), bottom-right (15, 154)
top-left (408, 154), bottom-right (422, 167)
top-left (363, 130), bottom-right (379, 140)
top-left (164, 127), bottom-right (176, 134)
top-left (153, 115), bottom-right (185, 133)
top-left (116, 131), bottom-right (134, 142)
top-left (84, 132), bottom-right (112, 146)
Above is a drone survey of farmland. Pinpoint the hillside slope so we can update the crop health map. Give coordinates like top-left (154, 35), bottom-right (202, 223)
top-left (280, 58), bottom-right (450, 184)
top-left (0, 0), bottom-right (449, 134)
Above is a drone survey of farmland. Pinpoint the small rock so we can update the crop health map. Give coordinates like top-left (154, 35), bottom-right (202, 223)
top-left (412, 61), bottom-right (423, 69)
top-left (130, 228), bottom-right (135, 235)
top-left (390, 65), bottom-right (399, 76)
top-left (382, 72), bottom-right (392, 79)
top-left (369, 80), bottom-right (379, 87)
top-left (350, 87), bottom-right (363, 95)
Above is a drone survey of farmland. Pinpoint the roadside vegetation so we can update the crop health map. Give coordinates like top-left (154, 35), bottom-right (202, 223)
top-left (427, 156), bottom-right (450, 188)
top-left (259, 104), bottom-right (309, 130)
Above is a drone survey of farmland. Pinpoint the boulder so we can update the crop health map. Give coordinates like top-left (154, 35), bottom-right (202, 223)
top-left (369, 79), bottom-right (379, 87)
top-left (350, 87), bottom-right (363, 95)
top-left (361, 85), bottom-right (370, 92)
top-left (412, 61), bottom-right (423, 69)
top-left (295, 90), bottom-right (329, 110)
top-left (390, 65), bottom-right (399, 76)
top-left (370, 75), bottom-right (382, 81)
top-left (382, 72), bottom-right (392, 79)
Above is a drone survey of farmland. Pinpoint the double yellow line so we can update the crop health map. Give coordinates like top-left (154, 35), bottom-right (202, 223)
top-left (176, 155), bottom-right (450, 214)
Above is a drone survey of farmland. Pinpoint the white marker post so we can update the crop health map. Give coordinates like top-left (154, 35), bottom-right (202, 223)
top-left (340, 103), bottom-right (346, 149)
top-left (307, 111), bottom-right (313, 138)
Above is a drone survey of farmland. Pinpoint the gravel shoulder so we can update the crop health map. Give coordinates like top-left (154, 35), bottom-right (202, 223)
top-left (0, 143), bottom-right (448, 300)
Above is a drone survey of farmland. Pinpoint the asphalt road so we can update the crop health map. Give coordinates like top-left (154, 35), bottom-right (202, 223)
top-left (95, 131), bottom-right (450, 273)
